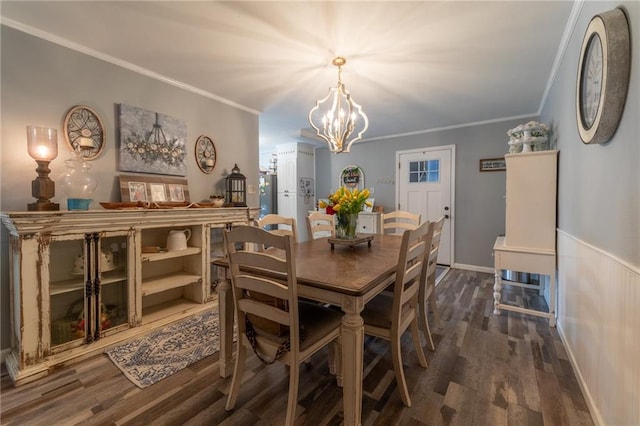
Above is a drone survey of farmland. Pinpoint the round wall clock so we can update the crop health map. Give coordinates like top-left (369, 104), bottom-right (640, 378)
top-left (62, 105), bottom-right (105, 160)
top-left (576, 8), bottom-right (630, 145)
top-left (195, 135), bottom-right (217, 174)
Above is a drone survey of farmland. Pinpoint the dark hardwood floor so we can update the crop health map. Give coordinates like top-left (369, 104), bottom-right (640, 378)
top-left (0, 269), bottom-right (593, 425)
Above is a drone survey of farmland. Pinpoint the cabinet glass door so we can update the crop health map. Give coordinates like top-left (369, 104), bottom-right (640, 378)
top-left (49, 233), bottom-right (129, 347)
top-left (99, 235), bottom-right (129, 335)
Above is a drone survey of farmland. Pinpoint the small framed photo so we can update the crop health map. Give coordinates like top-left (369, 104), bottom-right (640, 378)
top-left (168, 184), bottom-right (185, 202)
top-left (149, 183), bottom-right (166, 202)
top-left (119, 175), bottom-right (190, 203)
top-left (479, 158), bottom-right (506, 172)
top-left (128, 182), bottom-right (148, 202)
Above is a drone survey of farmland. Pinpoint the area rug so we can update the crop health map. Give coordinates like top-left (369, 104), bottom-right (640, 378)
top-left (105, 310), bottom-right (220, 388)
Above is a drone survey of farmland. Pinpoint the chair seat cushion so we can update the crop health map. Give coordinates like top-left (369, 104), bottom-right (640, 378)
top-left (362, 292), bottom-right (413, 330)
top-left (362, 293), bottom-right (393, 328)
top-left (298, 301), bottom-right (342, 351)
top-left (251, 301), bottom-right (342, 352)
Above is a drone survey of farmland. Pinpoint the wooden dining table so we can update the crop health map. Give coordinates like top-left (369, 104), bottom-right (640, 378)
top-left (213, 233), bottom-right (404, 426)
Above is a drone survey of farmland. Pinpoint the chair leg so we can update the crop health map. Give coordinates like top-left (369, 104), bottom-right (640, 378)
top-left (225, 338), bottom-right (247, 411)
top-left (423, 307), bottom-right (436, 351)
top-left (418, 290), bottom-right (433, 351)
top-left (390, 331), bottom-right (411, 407)
top-left (285, 364), bottom-right (300, 426)
top-left (330, 338), bottom-right (343, 387)
top-left (411, 319), bottom-right (428, 368)
top-left (428, 283), bottom-right (440, 324)
top-left (328, 341), bottom-right (336, 376)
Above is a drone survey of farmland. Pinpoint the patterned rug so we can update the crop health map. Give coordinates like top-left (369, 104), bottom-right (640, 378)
top-left (105, 310), bottom-right (220, 388)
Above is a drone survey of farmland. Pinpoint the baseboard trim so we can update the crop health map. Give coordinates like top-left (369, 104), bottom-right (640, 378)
top-left (452, 263), bottom-right (494, 274)
top-left (556, 322), bottom-right (603, 426)
top-left (1, 347), bottom-right (10, 367)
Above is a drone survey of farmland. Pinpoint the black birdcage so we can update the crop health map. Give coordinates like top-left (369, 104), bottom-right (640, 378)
top-left (224, 163), bottom-right (247, 207)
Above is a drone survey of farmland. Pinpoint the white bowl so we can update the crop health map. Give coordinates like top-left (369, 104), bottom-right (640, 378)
top-left (72, 250), bottom-right (116, 274)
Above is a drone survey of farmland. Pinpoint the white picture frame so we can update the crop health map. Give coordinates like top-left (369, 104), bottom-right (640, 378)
top-left (150, 183), bottom-right (166, 202)
top-left (128, 182), bottom-right (147, 202)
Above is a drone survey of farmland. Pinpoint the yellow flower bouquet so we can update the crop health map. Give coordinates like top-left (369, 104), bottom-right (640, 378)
top-left (319, 187), bottom-right (372, 239)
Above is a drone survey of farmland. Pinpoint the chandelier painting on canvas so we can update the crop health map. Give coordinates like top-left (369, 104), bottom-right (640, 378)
top-left (118, 104), bottom-right (187, 176)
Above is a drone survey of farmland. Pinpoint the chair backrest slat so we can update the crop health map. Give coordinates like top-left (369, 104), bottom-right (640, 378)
top-left (237, 298), bottom-right (291, 327)
top-left (258, 214), bottom-right (298, 242)
top-left (391, 221), bottom-right (432, 324)
top-left (233, 251), bottom-right (288, 274)
top-left (382, 210), bottom-right (421, 235)
top-left (224, 225), bottom-right (299, 345)
top-left (306, 212), bottom-right (336, 239)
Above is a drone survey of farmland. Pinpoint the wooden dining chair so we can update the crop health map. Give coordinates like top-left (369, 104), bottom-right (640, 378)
top-left (306, 212), bottom-right (336, 239)
top-left (223, 225), bottom-right (342, 425)
top-left (418, 215), bottom-right (445, 351)
top-left (361, 221), bottom-right (432, 407)
top-left (257, 214), bottom-right (298, 242)
top-left (381, 210), bottom-right (421, 234)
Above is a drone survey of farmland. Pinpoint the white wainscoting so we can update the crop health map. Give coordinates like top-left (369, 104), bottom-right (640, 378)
top-left (557, 230), bottom-right (640, 426)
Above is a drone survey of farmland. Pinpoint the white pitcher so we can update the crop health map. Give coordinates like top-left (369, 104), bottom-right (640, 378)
top-left (166, 229), bottom-right (191, 251)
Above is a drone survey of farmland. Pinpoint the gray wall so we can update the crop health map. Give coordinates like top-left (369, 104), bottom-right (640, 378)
top-left (315, 117), bottom-right (530, 268)
top-left (1, 26), bottom-right (260, 351)
top-left (540, 1), bottom-right (638, 266)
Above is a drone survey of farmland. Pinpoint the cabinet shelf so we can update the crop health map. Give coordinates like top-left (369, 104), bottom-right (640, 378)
top-left (141, 298), bottom-right (206, 325)
top-left (141, 272), bottom-right (201, 296)
top-left (141, 247), bottom-right (201, 262)
top-left (50, 271), bottom-right (127, 295)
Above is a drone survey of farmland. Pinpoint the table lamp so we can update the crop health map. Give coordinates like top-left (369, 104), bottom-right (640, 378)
top-left (27, 125), bottom-right (59, 211)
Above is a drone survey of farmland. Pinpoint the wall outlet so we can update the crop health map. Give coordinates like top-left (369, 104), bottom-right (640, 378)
top-left (248, 184), bottom-right (256, 194)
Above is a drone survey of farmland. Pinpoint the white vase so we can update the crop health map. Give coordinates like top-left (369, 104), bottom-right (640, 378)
top-left (521, 130), bottom-right (533, 152)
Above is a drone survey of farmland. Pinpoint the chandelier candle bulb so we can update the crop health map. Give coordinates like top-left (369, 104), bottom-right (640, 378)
top-left (79, 137), bottom-right (94, 148)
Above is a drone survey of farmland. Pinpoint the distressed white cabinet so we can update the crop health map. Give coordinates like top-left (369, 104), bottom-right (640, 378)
top-left (493, 150), bottom-right (558, 326)
top-left (276, 142), bottom-right (316, 241)
top-left (1, 207), bottom-right (258, 386)
top-left (357, 212), bottom-right (381, 234)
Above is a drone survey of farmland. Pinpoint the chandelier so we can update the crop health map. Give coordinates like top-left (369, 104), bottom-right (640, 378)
top-left (308, 57), bottom-right (369, 153)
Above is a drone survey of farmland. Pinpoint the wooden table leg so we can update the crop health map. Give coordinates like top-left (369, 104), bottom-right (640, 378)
top-left (217, 275), bottom-right (234, 378)
top-left (341, 296), bottom-right (365, 426)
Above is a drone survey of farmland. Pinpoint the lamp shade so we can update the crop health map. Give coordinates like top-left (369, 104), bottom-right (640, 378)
top-left (27, 126), bottom-right (58, 161)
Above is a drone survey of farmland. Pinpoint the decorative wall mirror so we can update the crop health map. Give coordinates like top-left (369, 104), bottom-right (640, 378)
top-left (339, 165), bottom-right (364, 191)
top-left (62, 105), bottom-right (105, 160)
top-left (195, 135), bottom-right (217, 174)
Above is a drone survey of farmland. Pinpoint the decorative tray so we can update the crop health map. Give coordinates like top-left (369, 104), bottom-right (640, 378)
top-left (99, 202), bottom-right (224, 210)
top-left (327, 234), bottom-right (374, 250)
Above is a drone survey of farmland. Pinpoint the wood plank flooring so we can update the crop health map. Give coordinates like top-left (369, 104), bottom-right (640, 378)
top-left (0, 269), bottom-right (593, 425)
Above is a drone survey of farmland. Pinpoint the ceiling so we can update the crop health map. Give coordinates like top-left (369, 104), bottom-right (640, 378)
top-left (1, 1), bottom-right (577, 152)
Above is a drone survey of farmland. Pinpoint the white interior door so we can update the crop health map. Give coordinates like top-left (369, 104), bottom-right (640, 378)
top-left (396, 145), bottom-right (454, 265)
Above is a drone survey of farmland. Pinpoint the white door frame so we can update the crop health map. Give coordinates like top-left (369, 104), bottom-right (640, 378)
top-left (395, 144), bottom-right (455, 265)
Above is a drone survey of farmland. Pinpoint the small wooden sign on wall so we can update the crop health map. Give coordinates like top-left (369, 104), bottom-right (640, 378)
top-left (479, 158), bottom-right (506, 172)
